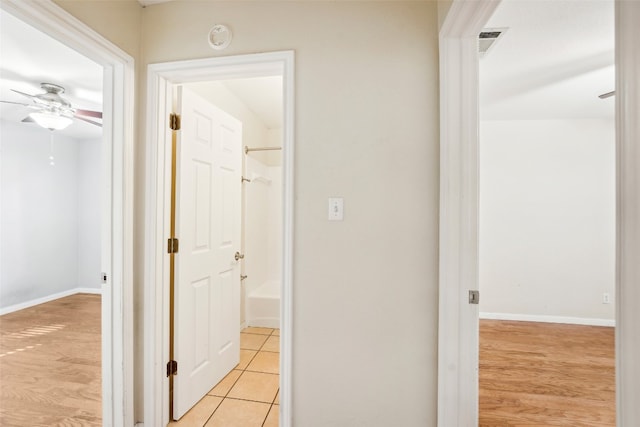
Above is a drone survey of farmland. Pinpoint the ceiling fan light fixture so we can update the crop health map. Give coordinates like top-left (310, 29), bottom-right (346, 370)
top-left (29, 111), bottom-right (73, 131)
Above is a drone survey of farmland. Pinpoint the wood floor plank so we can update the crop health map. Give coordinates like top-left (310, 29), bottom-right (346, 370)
top-left (480, 319), bottom-right (615, 426)
top-left (0, 294), bottom-right (101, 426)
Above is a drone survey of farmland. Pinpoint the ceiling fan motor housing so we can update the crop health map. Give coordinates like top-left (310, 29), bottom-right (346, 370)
top-left (37, 83), bottom-right (75, 117)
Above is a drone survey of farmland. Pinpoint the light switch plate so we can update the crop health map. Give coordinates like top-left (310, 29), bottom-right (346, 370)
top-left (328, 197), bottom-right (344, 221)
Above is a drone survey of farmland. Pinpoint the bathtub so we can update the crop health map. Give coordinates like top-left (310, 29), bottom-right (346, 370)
top-left (247, 280), bottom-right (280, 329)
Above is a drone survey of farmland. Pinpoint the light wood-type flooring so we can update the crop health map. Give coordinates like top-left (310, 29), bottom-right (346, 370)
top-left (0, 298), bottom-right (614, 426)
top-left (480, 319), bottom-right (615, 426)
top-left (0, 293), bottom-right (101, 426)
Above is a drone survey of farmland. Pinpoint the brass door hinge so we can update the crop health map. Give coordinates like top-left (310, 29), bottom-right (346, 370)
top-left (169, 113), bottom-right (181, 131)
top-left (168, 237), bottom-right (179, 254)
top-left (167, 360), bottom-right (178, 377)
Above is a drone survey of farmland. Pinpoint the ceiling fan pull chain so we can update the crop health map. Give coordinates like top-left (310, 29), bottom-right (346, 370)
top-left (49, 132), bottom-right (55, 167)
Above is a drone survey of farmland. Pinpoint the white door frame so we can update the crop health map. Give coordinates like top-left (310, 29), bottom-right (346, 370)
top-left (0, 1), bottom-right (135, 426)
top-left (144, 51), bottom-right (294, 427)
top-left (438, 0), bottom-right (640, 425)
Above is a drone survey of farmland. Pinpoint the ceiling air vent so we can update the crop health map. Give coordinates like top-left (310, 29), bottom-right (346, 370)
top-left (478, 28), bottom-right (508, 58)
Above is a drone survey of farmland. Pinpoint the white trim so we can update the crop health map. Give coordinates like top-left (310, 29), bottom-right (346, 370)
top-left (440, 0), bottom-right (639, 426)
top-left (76, 287), bottom-right (104, 295)
top-left (437, 1), bottom-right (500, 426)
top-left (0, 2), bottom-right (135, 426)
top-left (144, 51), bottom-right (294, 427)
top-left (480, 312), bottom-right (615, 328)
top-left (0, 287), bottom-right (103, 316)
top-left (615, 1), bottom-right (640, 424)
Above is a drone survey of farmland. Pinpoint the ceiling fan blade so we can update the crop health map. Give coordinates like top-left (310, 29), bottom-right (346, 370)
top-left (11, 89), bottom-right (36, 99)
top-left (75, 115), bottom-right (102, 128)
top-left (599, 91), bottom-right (615, 99)
top-left (75, 109), bottom-right (102, 119)
top-left (0, 100), bottom-right (30, 106)
top-left (22, 116), bottom-right (35, 123)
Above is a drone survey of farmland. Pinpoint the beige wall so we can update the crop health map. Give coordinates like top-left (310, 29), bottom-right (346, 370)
top-left (56, 1), bottom-right (441, 425)
top-left (438, 0), bottom-right (454, 30)
top-left (53, 0), bottom-right (142, 58)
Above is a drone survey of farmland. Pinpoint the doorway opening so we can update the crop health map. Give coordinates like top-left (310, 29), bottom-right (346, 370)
top-left (0, 1), bottom-right (134, 425)
top-left (477, 0), bottom-right (616, 424)
top-left (167, 76), bottom-right (283, 424)
top-left (438, 0), bottom-right (639, 425)
top-left (144, 51), bottom-right (294, 427)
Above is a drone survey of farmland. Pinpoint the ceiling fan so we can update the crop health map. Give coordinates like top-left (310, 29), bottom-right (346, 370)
top-left (1, 82), bottom-right (102, 130)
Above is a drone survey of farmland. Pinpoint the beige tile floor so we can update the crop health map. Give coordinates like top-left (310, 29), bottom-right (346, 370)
top-left (170, 327), bottom-right (280, 427)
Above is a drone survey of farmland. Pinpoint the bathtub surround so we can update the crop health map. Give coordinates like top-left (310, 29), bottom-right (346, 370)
top-left (247, 280), bottom-right (280, 329)
top-left (245, 156), bottom-right (282, 328)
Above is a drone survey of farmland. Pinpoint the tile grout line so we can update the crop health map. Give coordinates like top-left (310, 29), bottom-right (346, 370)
top-left (261, 403), bottom-right (275, 427)
top-left (219, 396), bottom-right (277, 405)
top-left (204, 328), bottom-right (278, 426)
top-left (261, 328), bottom-right (279, 427)
top-left (202, 334), bottom-right (260, 426)
top-left (200, 397), bottom-right (224, 427)
top-left (246, 328), bottom-right (277, 427)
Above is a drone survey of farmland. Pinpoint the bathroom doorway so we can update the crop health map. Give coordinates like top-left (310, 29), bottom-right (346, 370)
top-left (185, 76), bottom-right (284, 334)
top-left (166, 75), bottom-right (283, 424)
top-left (144, 52), bottom-right (294, 427)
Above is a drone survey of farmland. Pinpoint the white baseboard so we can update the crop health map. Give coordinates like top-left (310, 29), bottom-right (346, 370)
top-left (75, 287), bottom-right (103, 295)
top-left (0, 287), bottom-right (103, 316)
top-left (480, 311), bottom-right (615, 327)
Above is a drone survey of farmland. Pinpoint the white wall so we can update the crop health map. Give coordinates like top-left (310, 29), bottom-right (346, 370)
top-left (77, 139), bottom-right (102, 288)
top-left (0, 120), bottom-right (102, 311)
top-left (479, 119), bottom-right (615, 323)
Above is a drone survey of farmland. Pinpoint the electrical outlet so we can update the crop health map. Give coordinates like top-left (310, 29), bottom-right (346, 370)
top-left (603, 292), bottom-right (611, 304)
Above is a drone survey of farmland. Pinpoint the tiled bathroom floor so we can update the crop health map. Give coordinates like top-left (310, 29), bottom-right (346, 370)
top-left (170, 327), bottom-right (280, 427)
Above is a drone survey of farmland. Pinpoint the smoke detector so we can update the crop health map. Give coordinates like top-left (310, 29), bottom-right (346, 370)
top-left (478, 28), bottom-right (508, 58)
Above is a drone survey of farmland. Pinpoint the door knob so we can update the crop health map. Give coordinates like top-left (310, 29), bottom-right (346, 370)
top-left (234, 252), bottom-right (245, 261)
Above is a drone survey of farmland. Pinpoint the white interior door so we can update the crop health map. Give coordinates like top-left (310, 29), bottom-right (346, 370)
top-left (173, 86), bottom-right (242, 420)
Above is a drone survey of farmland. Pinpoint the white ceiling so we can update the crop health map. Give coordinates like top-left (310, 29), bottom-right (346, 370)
top-left (480, 0), bottom-right (615, 120)
top-left (0, 10), bottom-right (103, 140)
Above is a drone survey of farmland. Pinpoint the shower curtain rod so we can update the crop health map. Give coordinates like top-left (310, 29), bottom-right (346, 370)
top-left (244, 146), bottom-right (282, 154)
